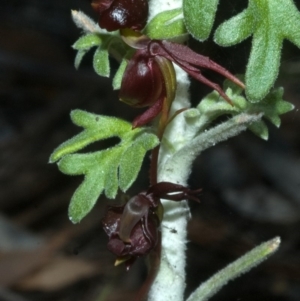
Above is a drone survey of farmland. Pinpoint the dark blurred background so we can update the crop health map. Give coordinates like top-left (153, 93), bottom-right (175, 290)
top-left (1, 1), bottom-right (300, 300)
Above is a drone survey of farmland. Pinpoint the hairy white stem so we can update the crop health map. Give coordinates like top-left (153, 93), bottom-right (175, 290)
top-left (147, 64), bottom-right (191, 301)
top-left (147, 1), bottom-right (191, 301)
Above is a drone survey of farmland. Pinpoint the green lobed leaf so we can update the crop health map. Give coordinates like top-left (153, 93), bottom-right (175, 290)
top-left (59, 153), bottom-right (106, 223)
top-left (214, 0), bottom-right (300, 102)
top-left (50, 110), bottom-right (159, 223)
top-left (50, 110), bottom-right (130, 163)
top-left (214, 9), bottom-right (253, 46)
top-left (248, 87), bottom-right (295, 128)
top-left (93, 46), bottom-right (110, 77)
top-left (183, 0), bottom-right (219, 41)
top-left (145, 8), bottom-right (187, 40)
top-left (119, 133), bottom-right (158, 191)
top-left (72, 34), bottom-right (103, 69)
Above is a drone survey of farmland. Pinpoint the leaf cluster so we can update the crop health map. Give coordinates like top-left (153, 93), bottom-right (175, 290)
top-left (73, 2), bottom-right (300, 105)
top-left (72, 31), bottom-right (131, 91)
top-left (183, 0), bottom-right (300, 101)
top-left (194, 77), bottom-right (294, 140)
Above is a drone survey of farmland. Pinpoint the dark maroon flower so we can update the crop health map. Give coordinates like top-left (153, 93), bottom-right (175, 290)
top-left (119, 51), bottom-right (164, 108)
top-left (102, 194), bottom-right (159, 269)
top-left (119, 37), bottom-right (177, 128)
top-left (101, 182), bottom-right (201, 269)
top-left (119, 49), bottom-right (172, 128)
top-left (102, 203), bottom-right (159, 254)
top-left (90, 0), bottom-right (148, 31)
top-left (119, 32), bottom-right (245, 127)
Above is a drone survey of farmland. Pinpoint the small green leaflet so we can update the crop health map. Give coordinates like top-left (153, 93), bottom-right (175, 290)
top-left (72, 33), bottom-right (103, 50)
top-left (72, 33), bottom-right (102, 69)
top-left (183, 0), bottom-right (219, 41)
top-left (72, 33), bottom-right (110, 76)
top-left (93, 46), bottom-right (110, 77)
top-left (50, 110), bottom-right (159, 223)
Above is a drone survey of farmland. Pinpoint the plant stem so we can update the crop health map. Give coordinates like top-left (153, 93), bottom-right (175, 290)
top-left (148, 65), bottom-right (191, 301)
top-left (147, 2), bottom-right (192, 300)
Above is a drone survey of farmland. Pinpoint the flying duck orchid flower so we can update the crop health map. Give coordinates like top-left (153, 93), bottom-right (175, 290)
top-left (119, 31), bottom-right (245, 127)
top-left (102, 182), bottom-right (201, 269)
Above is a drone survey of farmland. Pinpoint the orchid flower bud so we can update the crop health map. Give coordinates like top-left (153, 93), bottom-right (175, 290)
top-left (90, 0), bottom-right (148, 31)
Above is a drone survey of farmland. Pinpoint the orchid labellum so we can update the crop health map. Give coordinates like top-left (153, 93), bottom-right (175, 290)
top-left (101, 182), bottom-right (201, 269)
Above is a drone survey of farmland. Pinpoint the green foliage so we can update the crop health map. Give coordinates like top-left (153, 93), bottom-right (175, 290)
top-left (93, 46), bottom-right (110, 77)
top-left (112, 58), bottom-right (128, 90)
top-left (197, 77), bottom-right (294, 140)
top-left (74, 50), bottom-right (87, 69)
top-left (72, 33), bottom-right (123, 77)
top-left (214, 0), bottom-right (300, 101)
top-left (144, 8), bottom-right (187, 40)
top-left (73, 33), bottom-right (103, 50)
top-left (50, 110), bottom-right (159, 223)
top-left (72, 33), bottom-right (103, 70)
top-left (183, 0), bottom-right (300, 102)
top-left (183, 0), bottom-right (218, 41)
